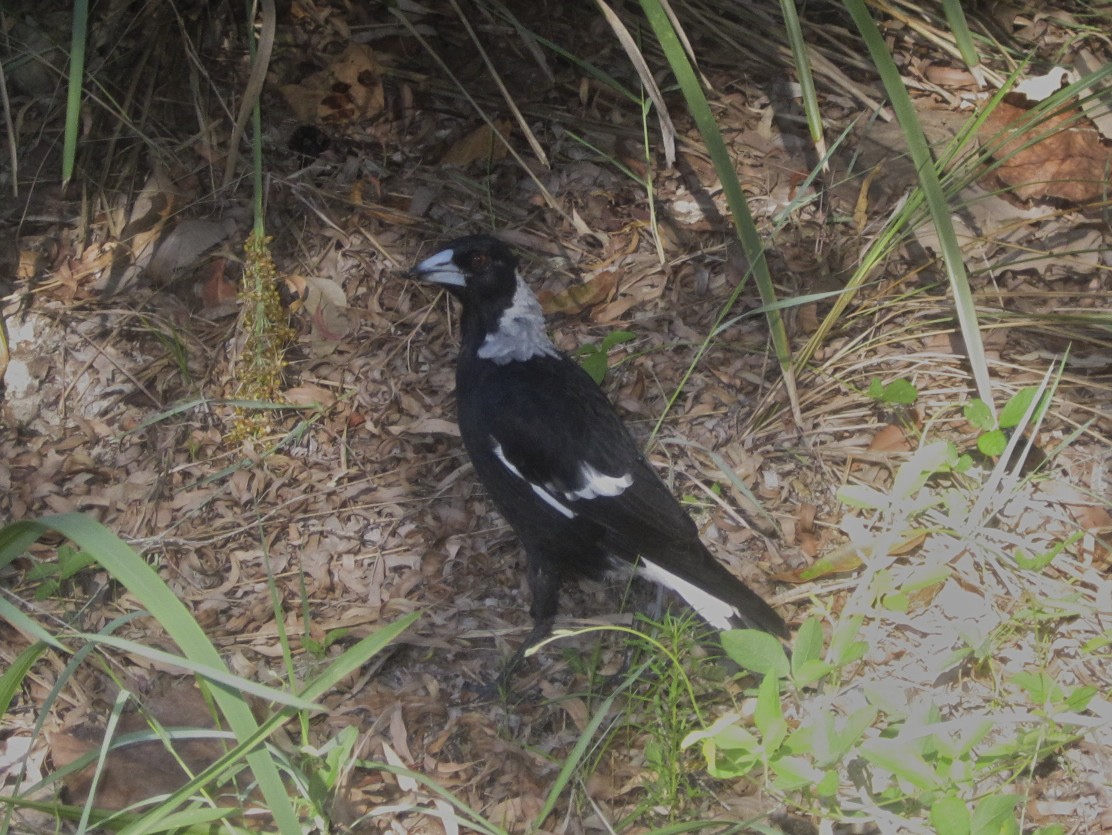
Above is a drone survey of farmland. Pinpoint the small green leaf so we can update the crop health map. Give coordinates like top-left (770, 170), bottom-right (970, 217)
top-left (816, 768), bottom-right (840, 797)
top-left (884, 379), bottom-right (918, 404)
top-left (998, 387), bottom-right (1036, 429)
top-left (1065, 684), bottom-right (1098, 713)
top-left (835, 706), bottom-right (878, 760)
top-left (683, 714), bottom-right (761, 779)
top-left (930, 795), bottom-right (971, 835)
top-left (970, 794), bottom-right (1021, 835)
top-left (599, 329), bottom-right (635, 351)
top-left (964, 399), bottom-right (994, 431)
top-left (719, 629), bottom-right (790, 677)
top-left (977, 429), bottom-right (1007, 457)
top-left (791, 658), bottom-right (833, 688)
top-left (769, 756), bottom-right (821, 791)
top-left (859, 738), bottom-right (941, 790)
top-left (1011, 671), bottom-right (1060, 706)
top-left (754, 672), bottom-right (787, 752)
top-left (579, 350), bottom-right (607, 384)
top-left (1014, 530), bottom-right (1081, 571)
top-left (884, 591), bottom-right (910, 612)
top-left (867, 377), bottom-right (918, 404)
top-left (791, 617), bottom-right (824, 669)
top-left (829, 615), bottom-right (867, 668)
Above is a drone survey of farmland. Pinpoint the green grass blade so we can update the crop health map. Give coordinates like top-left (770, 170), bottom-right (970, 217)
top-left (844, 0), bottom-right (994, 415)
top-left (637, 0), bottom-right (799, 421)
top-left (779, 0), bottom-right (826, 163)
top-left (0, 643), bottom-right (49, 718)
top-left (2, 514), bottom-right (303, 835)
top-left (534, 659), bottom-right (654, 828)
top-left (943, 0), bottom-right (981, 71)
top-left (118, 611), bottom-right (418, 834)
top-left (75, 634), bottom-right (320, 710)
top-left (62, 0), bottom-right (89, 186)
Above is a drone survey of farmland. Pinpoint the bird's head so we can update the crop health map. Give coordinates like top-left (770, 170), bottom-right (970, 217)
top-left (409, 235), bottom-right (518, 303)
top-left (409, 235), bottom-right (558, 364)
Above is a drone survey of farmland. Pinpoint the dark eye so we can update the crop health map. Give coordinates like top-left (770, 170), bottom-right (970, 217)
top-left (465, 252), bottom-right (491, 271)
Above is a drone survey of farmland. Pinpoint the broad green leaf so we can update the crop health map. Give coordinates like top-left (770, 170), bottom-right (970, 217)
top-left (964, 399), bottom-right (994, 431)
top-left (754, 671), bottom-right (786, 752)
top-left (931, 794), bottom-right (971, 835)
top-left (970, 794), bottom-right (1021, 835)
top-left (719, 629), bottom-right (790, 677)
top-left (579, 350), bottom-right (607, 384)
top-left (1011, 670), bottom-right (1060, 706)
top-left (868, 378), bottom-right (918, 405)
top-left (828, 615), bottom-right (866, 667)
top-left (791, 658), bottom-right (833, 688)
top-left (769, 755), bottom-right (821, 791)
top-left (683, 714), bottom-right (761, 779)
top-left (977, 429), bottom-right (1007, 457)
top-left (998, 387), bottom-right (1037, 429)
top-left (816, 768), bottom-right (840, 797)
top-left (1065, 684), bottom-right (1098, 713)
top-left (599, 329), bottom-right (635, 351)
top-left (859, 738), bottom-right (941, 790)
top-left (791, 617), bottom-right (823, 670)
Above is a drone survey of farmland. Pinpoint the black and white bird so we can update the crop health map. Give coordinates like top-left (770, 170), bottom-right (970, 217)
top-left (410, 234), bottom-right (787, 657)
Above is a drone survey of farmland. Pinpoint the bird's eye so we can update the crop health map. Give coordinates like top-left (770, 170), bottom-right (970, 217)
top-left (466, 252), bottom-right (491, 271)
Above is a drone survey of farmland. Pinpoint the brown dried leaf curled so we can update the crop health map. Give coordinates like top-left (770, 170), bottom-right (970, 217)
top-left (978, 96), bottom-right (1112, 204)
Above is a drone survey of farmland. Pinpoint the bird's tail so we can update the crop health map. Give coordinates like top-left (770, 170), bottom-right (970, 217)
top-left (637, 552), bottom-right (788, 639)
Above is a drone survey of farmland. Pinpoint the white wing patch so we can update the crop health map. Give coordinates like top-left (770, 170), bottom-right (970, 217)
top-left (477, 274), bottom-right (560, 364)
top-left (564, 463), bottom-right (633, 500)
top-left (638, 558), bottom-right (739, 630)
top-left (491, 441), bottom-right (575, 519)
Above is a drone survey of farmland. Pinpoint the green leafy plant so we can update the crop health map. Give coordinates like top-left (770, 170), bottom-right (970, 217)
top-left (868, 377), bottom-right (919, 406)
top-left (681, 615), bottom-right (1090, 832)
top-left (575, 329), bottom-right (635, 384)
top-left (964, 387), bottom-right (1047, 457)
top-left (24, 543), bottom-right (95, 601)
top-left (0, 513), bottom-right (418, 834)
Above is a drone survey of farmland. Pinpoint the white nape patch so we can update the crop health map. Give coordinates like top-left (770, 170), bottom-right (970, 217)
top-left (565, 463), bottom-right (633, 500)
top-left (414, 248), bottom-right (466, 287)
top-left (477, 274), bottom-right (560, 365)
top-left (638, 558), bottom-right (739, 630)
top-left (491, 440), bottom-right (576, 519)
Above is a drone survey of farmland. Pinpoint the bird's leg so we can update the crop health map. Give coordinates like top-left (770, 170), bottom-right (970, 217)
top-left (488, 611), bottom-right (555, 697)
top-left (477, 557), bottom-right (563, 700)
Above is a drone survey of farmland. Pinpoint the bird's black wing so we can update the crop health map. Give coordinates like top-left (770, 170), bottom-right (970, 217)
top-left (460, 354), bottom-right (687, 535)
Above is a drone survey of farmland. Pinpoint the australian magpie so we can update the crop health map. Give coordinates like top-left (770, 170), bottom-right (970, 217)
top-left (410, 234), bottom-right (788, 657)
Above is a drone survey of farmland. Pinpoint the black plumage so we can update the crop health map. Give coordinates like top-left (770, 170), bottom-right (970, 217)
top-left (411, 235), bottom-right (787, 654)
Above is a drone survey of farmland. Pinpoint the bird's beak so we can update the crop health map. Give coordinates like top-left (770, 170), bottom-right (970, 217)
top-left (409, 247), bottom-right (466, 288)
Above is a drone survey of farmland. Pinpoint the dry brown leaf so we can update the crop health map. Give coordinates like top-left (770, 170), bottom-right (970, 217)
top-left (284, 384), bottom-right (336, 408)
top-left (300, 277), bottom-right (354, 349)
top-left (797, 301), bottom-right (820, 334)
top-left (51, 684), bottom-right (229, 812)
top-left (146, 219), bottom-right (231, 285)
top-left (200, 259), bottom-right (237, 311)
top-left (539, 269), bottom-right (620, 315)
top-left (280, 43), bottom-right (385, 125)
top-left (388, 418), bottom-right (460, 436)
top-left (979, 96), bottom-right (1112, 204)
top-left (776, 543), bottom-right (864, 582)
top-left (440, 120), bottom-right (512, 167)
top-left (869, 424), bottom-right (912, 453)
